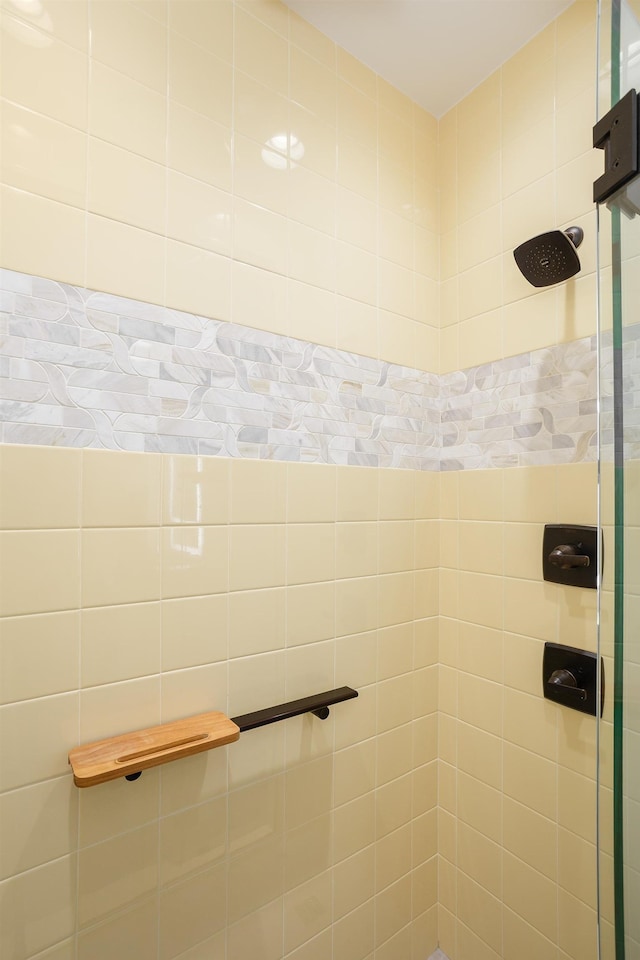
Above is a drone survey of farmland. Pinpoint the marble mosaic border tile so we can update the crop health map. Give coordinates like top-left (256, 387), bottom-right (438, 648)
top-left (0, 269), bottom-right (599, 470)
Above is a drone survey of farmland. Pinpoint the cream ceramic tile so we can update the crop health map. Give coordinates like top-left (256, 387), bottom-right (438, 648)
top-left (91, 0), bottom-right (166, 92)
top-left (161, 525), bottom-right (228, 599)
top-left (375, 873), bottom-right (412, 947)
top-left (458, 571), bottom-right (503, 630)
top-left (169, 32), bottom-right (232, 125)
top-left (0, 855), bottom-right (77, 958)
top-left (378, 571), bottom-right (414, 628)
top-left (78, 824), bottom-right (158, 926)
top-left (1, 14), bottom-right (88, 129)
top-left (227, 899), bottom-right (283, 960)
top-left (230, 458), bottom-right (287, 523)
top-left (161, 594), bottom-right (228, 670)
top-left (235, 4), bottom-right (288, 95)
top-left (79, 675), bottom-right (161, 744)
top-left (286, 581), bottom-right (335, 647)
top-left (284, 870), bottom-right (332, 954)
top-left (1, 186), bottom-right (86, 286)
top-left (227, 831), bottom-right (285, 924)
top-left (229, 524), bottom-right (286, 591)
top-left (288, 218), bottom-right (336, 289)
top-left (377, 674), bottom-right (413, 734)
top-left (0, 777), bottom-right (77, 881)
top-left (232, 260), bottom-right (289, 335)
top-left (165, 239), bottom-right (232, 320)
top-left (168, 101), bottom-right (232, 190)
top-left (335, 522), bottom-right (378, 579)
top-left (457, 770), bottom-right (502, 844)
top-left (377, 623), bottom-right (414, 680)
top-left (334, 899), bottom-right (375, 960)
top-left (378, 718), bottom-right (414, 783)
top-left (0, 611), bottom-right (79, 704)
top-left (167, 170), bottom-right (233, 255)
top-left (502, 114), bottom-right (555, 200)
top-left (504, 686), bottom-right (558, 761)
top-left (82, 450), bottom-right (162, 526)
top-left (86, 214), bottom-right (165, 306)
top-left (82, 528), bottom-right (161, 607)
top-left (162, 454), bottom-right (230, 526)
top-left (504, 577), bottom-right (557, 641)
top-left (285, 275), bottom-right (335, 343)
top-left (88, 138), bottom-right (166, 234)
top-left (228, 586), bottom-right (285, 657)
top-left (503, 464), bottom-right (557, 523)
top-left (375, 765), bottom-right (412, 838)
top-left (337, 133), bottom-right (377, 201)
top-left (8, 0), bottom-right (89, 50)
top-left (457, 722), bottom-right (502, 790)
top-left (233, 197), bottom-right (288, 276)
top-left (0, 529), bottom-right (80, 616)
top-left (1, 101), bottom-right (87, 208)
top-left (336, 186), bottom-right (377, 255)
top-left (380, 258), bottom-right (415, 319)
top-left (159, 863), bottom-right (226, 958)
top-left (77, 899), bottom-right (158, 960)
top-left (169, 0), bottom-right (233, 60)
top-left (286, 523), bottom-right (335, 585)
top-left (0, 692), bottom-right (79, 791)
top-left (233, 132), bottom-right (289, 216)
top-left (78, 766), bottom-right (160, 847)
top-left (504, 631), bottom-right (545, 697)
top-left (286, 463), bottom-right (335, 523)
top-left (284, 811), bottom-right (332, 890)
top-left (81, 602), bottom-right (161, 686)
top-left (233, 69), bottom-right (289, 145)
top-left (333, 846), bottom-right (375, 923)
top-left (336, 297), bottom-right (378, 356)
top-left (159, 796), bottom-right (226, 884)
top-left (503, 849), bottom-right (558, 943)
top-left (0, 444), bottom-right (81, 529)
top-left (90, 60), bottom-right (167, 163)
top-left (333, 791), bottom-right (375, 862)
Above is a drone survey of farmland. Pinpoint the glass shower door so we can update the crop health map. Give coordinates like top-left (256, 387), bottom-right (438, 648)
top-left (597, 1), bottom-right (640, 957)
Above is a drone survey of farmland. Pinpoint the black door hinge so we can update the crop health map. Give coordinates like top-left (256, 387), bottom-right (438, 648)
top-left (593, 87), bottom-right (640, 204)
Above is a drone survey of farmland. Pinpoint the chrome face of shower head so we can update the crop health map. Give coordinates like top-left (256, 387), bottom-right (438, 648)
top-left (513, 226), bottom-right (584, 287)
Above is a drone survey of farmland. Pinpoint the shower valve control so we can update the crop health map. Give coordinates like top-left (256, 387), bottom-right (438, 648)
top-left (543, 643), bottom-right (603, 717)
top-left (542, 524), bottom-right (600, 589)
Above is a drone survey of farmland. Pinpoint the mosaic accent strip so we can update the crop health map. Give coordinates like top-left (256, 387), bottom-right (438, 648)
top-left (440, 338), bottom-right (599, 470)
top-left (0, 269), bottom-right (599, 470)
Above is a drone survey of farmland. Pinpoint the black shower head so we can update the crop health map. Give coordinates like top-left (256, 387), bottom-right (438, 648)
top-left (513, 226), bottom-right (584, 287)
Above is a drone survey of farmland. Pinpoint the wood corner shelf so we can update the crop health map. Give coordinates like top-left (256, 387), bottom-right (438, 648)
top-left (68, 711), bottom-right (240, 788)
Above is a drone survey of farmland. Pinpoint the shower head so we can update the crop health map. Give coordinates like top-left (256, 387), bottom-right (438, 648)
top-left (513, 226), bottom-right (584, 287)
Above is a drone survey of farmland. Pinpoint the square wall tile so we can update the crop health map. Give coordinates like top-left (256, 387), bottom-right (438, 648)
top-left (0, 445), bottom-right (81, 529)
top-left (82, 528), bottom-right (161, 607)
top-left (82, 450), bottom-right (162, 527)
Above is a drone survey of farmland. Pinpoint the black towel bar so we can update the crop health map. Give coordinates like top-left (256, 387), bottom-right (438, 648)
top-left (231, 686), bottom-right (358, 733)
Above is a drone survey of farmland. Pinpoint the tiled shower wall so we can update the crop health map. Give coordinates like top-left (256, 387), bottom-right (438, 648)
top-left (0, 447), bottom-right (440, 960)
top-left (0, 2), bottom-right (610, 960)
top-left (0, 1), bottom-right (441, 958)
top-left (436, 4), bottom-right (613, 960)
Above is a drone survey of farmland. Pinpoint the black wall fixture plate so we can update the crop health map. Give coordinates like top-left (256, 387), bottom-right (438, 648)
top-left (543, 642), bottom-right (604, 717)
top-left (593, 88), bottom-right (640, 204)
top-left (542, 524), bottom-right (600, 589)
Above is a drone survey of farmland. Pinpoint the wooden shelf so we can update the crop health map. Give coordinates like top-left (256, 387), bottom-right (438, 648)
top-left (69, 711), bottom-right (240, 788)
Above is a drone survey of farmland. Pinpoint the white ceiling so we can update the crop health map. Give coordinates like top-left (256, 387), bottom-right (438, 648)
top-left (284, 0), bottom-right (575, 117)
